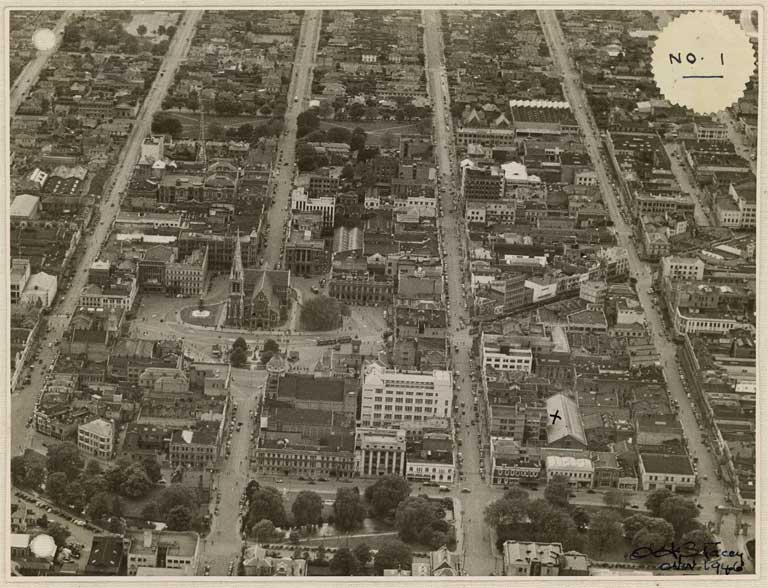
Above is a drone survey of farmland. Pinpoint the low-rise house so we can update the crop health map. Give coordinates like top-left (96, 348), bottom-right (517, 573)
top-left (502, 541), bottom-right (562, 576)
top-left (242, 545), bottom-right (307, 576)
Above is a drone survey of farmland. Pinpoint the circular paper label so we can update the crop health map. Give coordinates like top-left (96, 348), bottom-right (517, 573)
top-left (651, 11), bottom-right (756, 114)
top-left (32, 28), bottom-right (57, 52)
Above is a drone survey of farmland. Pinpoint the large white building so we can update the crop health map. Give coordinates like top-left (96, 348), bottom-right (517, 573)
top-left (290, 187), bottom-right (335, 227)
top-left (481, 334), bottom-right (533, 373)
top-left (661, 256), bottom-right (705, 282)
top-left (354, 427), bottom-right (406, 477)
top-left (673, 308), bottom-right (748, 336)
top-left (715, 181), bottom-right (757, 229)
top-left (77, 418), bottom-right (115, 459)
top-left (19, 272), bottom-right (58, 308)
top-left (360, 362), bottom-right (453, 427)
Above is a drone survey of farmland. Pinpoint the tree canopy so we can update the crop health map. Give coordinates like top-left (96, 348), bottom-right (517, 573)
top-left (330, 547), bottom-right (360, 575)
top-left (333, 487), bottom-right (366, 532)
top-left (46, 472), bottom-right (69, 499)
top-left (658, 495), bottom-right (700, 538)
top-left (151, 112), bottom-right (183, 137)
top-left (297, 110), bottom-right (320, 138)
top-left (46, 522), bottom-right (71, 549)
top-left (245, 485), bottom-right (287, 529)
top-left (352, 543), bottom-right (372, 566)
top-left (230, 346), bottom-right (248, 368)
top-left (11, 455), bottom-right (46, 490)
top-left (587, 510), bottom-right (624, 558)
top-left (251, 519), bottom-right (279, 542)
top-left (373, 539), bottom-right (413, 575)
top-left (292, 491), bottom-right (323, 527)
top-left (484, 487), bottom-right (530, 528)
top-left (365, 475), bottom-right (411, 519)
top-left (85, 491), bottom-right (123, 522)
top-left (166, 505), bottom-right (193, 531)
top-left (394, 496), bottom-right (450, 549)
top-left (645, 488), bottom-right (674, 517)
top-left (47, 442), bottom-right (84, 478)
top-left (543, 474), bottom-right (571, 508)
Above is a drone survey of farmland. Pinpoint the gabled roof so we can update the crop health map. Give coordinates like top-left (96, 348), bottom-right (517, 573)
top-left (10, 194), bottom-right (39, 217)
top-left (545, 393), bottom-right (586, 446)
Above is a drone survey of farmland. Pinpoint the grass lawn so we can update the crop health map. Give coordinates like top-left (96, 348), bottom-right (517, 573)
top-left (300, 532), bottom-right (399, 550)
top-left (318, 120), bottom-right (429, 145)
top-left (180, 303), bottom-right (223, 327)
top-left (161, 110), bottom-right (273, 139)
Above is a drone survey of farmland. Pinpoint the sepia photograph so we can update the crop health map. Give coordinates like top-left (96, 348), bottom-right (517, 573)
top-left (2, 1), bottom-right (763, 582)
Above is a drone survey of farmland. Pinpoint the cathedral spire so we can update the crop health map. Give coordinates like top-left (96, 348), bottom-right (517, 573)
top-left (230, 229), bottom-right (243, 282)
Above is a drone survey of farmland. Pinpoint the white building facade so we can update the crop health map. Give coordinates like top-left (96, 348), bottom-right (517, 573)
top-left (544, 455), bottom-right (594, 488)
top-left (77, 418), bottom-right (114, 459)
top-left (360, 363), bottom-right (453, 427)
top-left (482, 335), bottom-right (534, 373)
top-left (354, 427), bottom-right (406, 477)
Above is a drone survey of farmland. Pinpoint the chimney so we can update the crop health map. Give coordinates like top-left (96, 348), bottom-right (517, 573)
top-left (143, 530), bottom-right (152, 548)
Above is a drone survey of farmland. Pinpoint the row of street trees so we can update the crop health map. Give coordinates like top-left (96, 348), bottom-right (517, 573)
top-left (484, 476), bottom-right (714, 559)
top-left (12, 442), bottom-right (207, 534)
top-left (243, 476), bottom-right (455, 557)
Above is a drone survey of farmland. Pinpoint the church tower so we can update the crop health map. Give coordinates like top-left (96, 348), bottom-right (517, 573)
top-left (227, 230), bottom-right (245, 326)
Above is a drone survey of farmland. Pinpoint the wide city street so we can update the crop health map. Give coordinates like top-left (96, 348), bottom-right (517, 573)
top-left (423, 9), bottom-right (501, 575)
top-left (262, 11), bottom-right (322, 270)
top-left (201, 369), bottom-right (265, 575)
top-left (10, 12), bottom-right (203, 458)
top-left (537, 10), bottom-right (732, 531)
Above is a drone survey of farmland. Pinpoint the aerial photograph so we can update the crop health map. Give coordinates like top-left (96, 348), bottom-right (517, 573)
top-left (5, 7), bottom-right (758, 578)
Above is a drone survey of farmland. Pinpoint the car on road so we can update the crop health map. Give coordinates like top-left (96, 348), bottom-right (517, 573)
top-left (461, 488), bottom-right (471, 493)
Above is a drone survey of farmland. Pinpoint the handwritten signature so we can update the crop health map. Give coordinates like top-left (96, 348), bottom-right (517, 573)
top-left (629, 542), bottom-right (745, 574)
